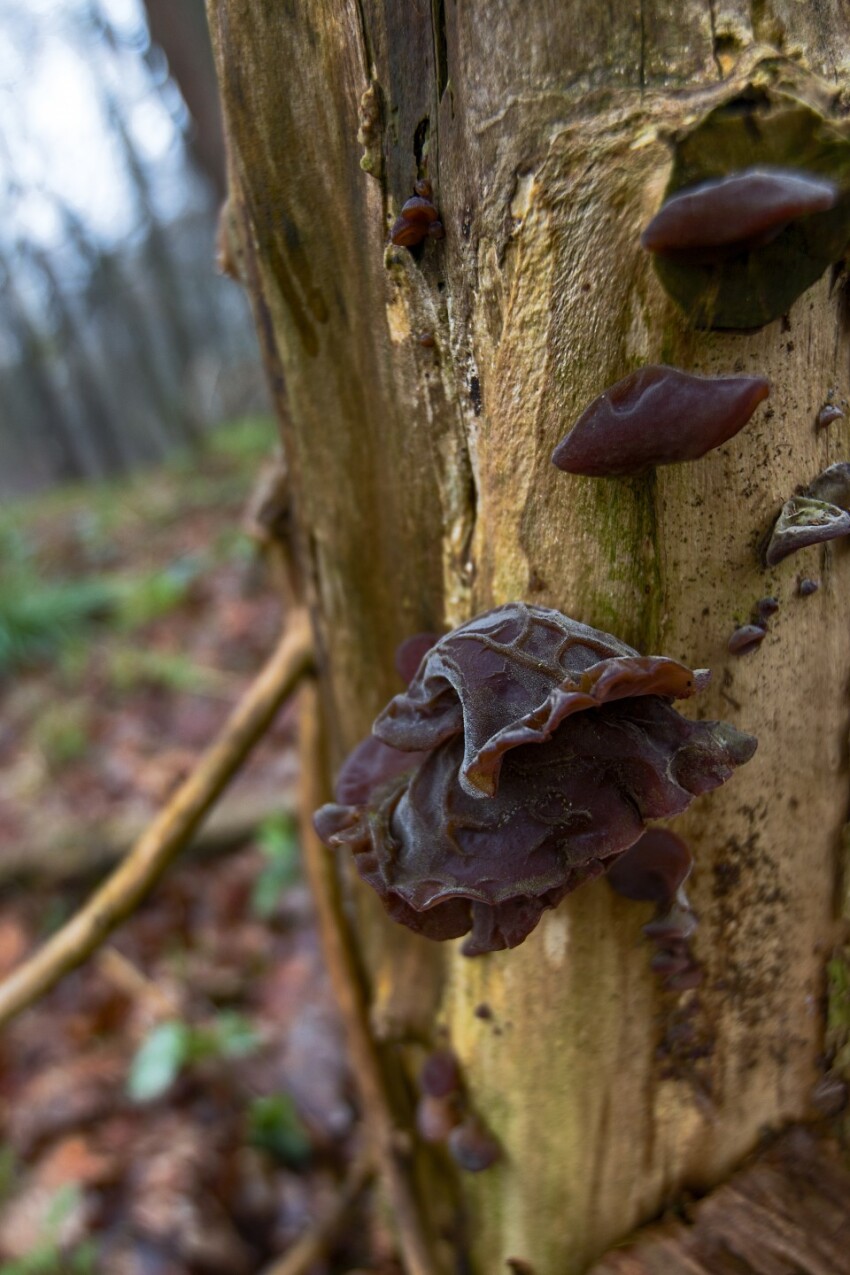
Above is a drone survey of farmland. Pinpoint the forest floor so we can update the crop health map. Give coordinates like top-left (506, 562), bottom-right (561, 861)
top-left (0, 423), bottom-right (392, 1274)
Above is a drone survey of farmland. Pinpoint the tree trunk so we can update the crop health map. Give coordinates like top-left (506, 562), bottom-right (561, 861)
top-left (207, 3), bottom-right (850, 1271)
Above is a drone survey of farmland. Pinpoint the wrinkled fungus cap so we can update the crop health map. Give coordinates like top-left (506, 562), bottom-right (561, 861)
top-left (314, 604), bottom-right (757, 956)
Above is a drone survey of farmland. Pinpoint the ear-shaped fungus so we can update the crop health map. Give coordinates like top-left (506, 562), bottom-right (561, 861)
top-left (607, 828), bottom-right (702, 990)
top-left (551, 366), bottom-right (769, 477)
top-left (643, 87), bottom-right (850, 329)
top-left (817, 404), bottom-right (845, 430)
top-left (641, 168), bottom-right (837, 263)
top-left (764, 495), bottom-right (850, 566)
top-left (606, 827), bottom-right (692, 904)
top-left (314, 604), bottom-right (756, 956)
top-left (728, 624), bottom-right (766, 656)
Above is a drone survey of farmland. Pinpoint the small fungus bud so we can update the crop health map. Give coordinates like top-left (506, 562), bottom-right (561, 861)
top-left (810, 1073), bottom-right (848, 1118)
top-left (755, 596), bottom-right (779, 623)
top-left (643, 901), bottom-right (698, 943)
top-left (764, 496), bottom-right (850, 566)
top-left (606, 828), bottom-right (692, 906)
top-left (314, 605), bottom-right (756, 955)
top-left (447, 1118), bottom-right (501, 1172)
top-left (728, 624), bottom-right (766, 655)
top-left (798, 577), bottom-right (819, 597)
top-left (641, 167), bottom-right (838, 263)
top-left (665, 965), bottom-right (704, 991)
top-left (400, 196), bottom-right (440, 224)
top-left (649, 946), bottom-right (692, 977)
top-left (416, 1093), bottom-right (463, 1142)
top-left (551, 366), bottom-right (769, 477)
top-left (816, 404), bottom-right (844, 429)
top-left (419, 1048), bottom-right (462, 1098)
top-left (390, 183), bottom-right (443, 248)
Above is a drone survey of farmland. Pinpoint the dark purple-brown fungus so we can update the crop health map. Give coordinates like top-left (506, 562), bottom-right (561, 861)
top-left (641, 168), bottom-right (838, 262)
top-left (395, 632), bottom-right (441, 685)
top-left (447, 1118), bottom-right (501, 1172)
top-left (417, 1093), bottom-right (462, 1142)
top-left (816, 404), bottom-right (844, 430)
top-left (728, 624), bottom-right (767, 655)
top-left (608, 828), bottom-right (702, 991)
top-left (390, 179), bottom-right (445, 248)
top-left (798, 577), bottom-right (819, 597)
top-left (606, 828), bottom-right (692, 905)
top-left (551, 366), bottom-right (769, 477)
top-left (314, 604), bottom-right (756, 956)
top-left (419, 1049), bottom-right (461, 1098)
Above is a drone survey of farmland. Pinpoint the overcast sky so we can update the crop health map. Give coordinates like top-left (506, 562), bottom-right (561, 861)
top-left (0, 0), bottom-right (198, 252)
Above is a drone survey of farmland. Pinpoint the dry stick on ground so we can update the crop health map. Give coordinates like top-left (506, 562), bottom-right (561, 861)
top-left (259, 1149), bottom-right (375, 1275)
top-left (0, 611), bottom-right (314, 1030)
top-left (298, 680), bottom-right (444, 1275)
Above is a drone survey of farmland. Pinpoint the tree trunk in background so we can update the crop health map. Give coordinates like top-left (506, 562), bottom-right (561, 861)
top-left (208, 4), bottom-right (850, 1271)
top-left (142, 0), bottom-right (227, 197)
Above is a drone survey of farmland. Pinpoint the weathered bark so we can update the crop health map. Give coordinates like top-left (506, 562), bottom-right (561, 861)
top-left (208, 3), bottom-right (850, 1271)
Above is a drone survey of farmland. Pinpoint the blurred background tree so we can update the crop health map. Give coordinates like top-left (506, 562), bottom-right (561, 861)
top-left (0, 0), bottom-right (265, 497)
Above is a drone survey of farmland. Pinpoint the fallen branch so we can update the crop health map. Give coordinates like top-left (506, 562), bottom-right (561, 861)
top-left (297, 681), bottom-right (444, 1275)
top-left (0, 787), bottom-right (297, 888)
top-left (0, 612), bottom-right (313, 1030)
top-left (259, 1149), bottom-right (374, 1275)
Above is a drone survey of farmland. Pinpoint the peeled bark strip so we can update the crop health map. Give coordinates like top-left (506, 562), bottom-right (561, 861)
top-left (207, 3), bottom-right (850, 1271)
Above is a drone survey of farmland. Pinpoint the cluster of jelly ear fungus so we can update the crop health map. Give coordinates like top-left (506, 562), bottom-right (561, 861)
top-left (553, 165), bottom-right (844, 478)
top-left (346, 156), bottom-right (843, 972)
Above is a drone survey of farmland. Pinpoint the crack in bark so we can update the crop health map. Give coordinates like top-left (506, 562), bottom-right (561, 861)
top-left (707, 0), bottom-right (725, 79)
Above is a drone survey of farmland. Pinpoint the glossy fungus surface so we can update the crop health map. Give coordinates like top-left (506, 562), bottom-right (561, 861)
top-left (419, 1049), bottom-right (461, 1098)
top-left (416, 1093), bottom-right (462, 1143)
top-left (551, 366), bottom-right (769, 477)
top-left (817, 404), bottom-right (845, 429)
top-left (764, 496), bottom-right (850, 566)
top-left (390, 182), bottom-right (444, 248)
top-left (641, 168), bottom-right (837, 262)
top-left (728, 624), bottom-right (767, 655)
top-left (606, 828), bottom-right (692, 905)
top-left (798, 577), bottom-right (820, 597)
top-left (314, 604), bottom-right (756, 956)
top-left (646, 90), bottom-right (850, 329)
top-left (447, 1118), bottom-right (501, 1172)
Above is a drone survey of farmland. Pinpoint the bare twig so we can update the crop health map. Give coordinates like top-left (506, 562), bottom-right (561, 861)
top-left (259, 1150), bottom-right (374, 1275)
top-left (298, 681), bottom-right (443, 1275)
top-left (0, 612), bottom-right (314, 1030)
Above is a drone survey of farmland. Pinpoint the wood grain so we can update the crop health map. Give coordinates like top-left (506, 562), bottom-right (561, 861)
top-left (208, 3), bottom-right (850, 1269)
